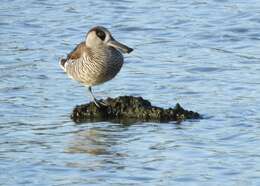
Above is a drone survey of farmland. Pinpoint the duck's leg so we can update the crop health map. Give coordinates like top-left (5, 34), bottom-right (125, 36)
top-left (88, 86), bottom-right (107, 107)
top-left (88, 86), bottom-right (100, 107)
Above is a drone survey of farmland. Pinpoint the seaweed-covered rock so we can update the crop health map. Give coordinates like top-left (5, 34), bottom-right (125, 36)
top-left (71, 96), bottom-right (201, 123)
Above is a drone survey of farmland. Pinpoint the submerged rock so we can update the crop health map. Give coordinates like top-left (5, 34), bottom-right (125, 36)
top-left (71, 96), bottom-right (201, 123)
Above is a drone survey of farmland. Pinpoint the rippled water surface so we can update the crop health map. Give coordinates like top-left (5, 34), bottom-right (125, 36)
top-left (1, 0), bottom-right (260, 185)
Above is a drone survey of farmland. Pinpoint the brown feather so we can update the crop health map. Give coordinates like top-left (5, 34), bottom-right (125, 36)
top-left (66, 42), bottom-right (87, 60)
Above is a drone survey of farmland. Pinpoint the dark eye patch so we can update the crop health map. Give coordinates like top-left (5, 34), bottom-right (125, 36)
top-left (96, 30), bottom-right (106, 41)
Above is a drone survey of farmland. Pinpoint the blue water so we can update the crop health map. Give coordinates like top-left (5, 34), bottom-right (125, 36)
top-left (1, 0), bottom-right (260, 185)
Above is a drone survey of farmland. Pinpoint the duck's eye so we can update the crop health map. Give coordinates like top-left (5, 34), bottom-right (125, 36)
top-left (96, 30), bottom-right (106, 41)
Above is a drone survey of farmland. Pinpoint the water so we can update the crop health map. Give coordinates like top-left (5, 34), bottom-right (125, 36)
top-left (1, 0), bottom-right (260, 185)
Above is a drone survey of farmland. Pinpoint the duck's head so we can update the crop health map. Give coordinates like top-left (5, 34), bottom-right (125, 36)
top-left (85, 26), bottom-right (133, 54)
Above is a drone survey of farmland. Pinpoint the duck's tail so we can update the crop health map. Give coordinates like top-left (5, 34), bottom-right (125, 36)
top-left (59, 57), bottom-right (67, 71)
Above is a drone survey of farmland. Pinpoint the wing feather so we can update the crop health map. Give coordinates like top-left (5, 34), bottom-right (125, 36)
top-left (60, 42), bottom-right (86, 71)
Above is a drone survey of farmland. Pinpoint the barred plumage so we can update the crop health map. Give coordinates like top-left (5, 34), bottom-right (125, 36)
top-left (60, 26), bottom-right (133, 107)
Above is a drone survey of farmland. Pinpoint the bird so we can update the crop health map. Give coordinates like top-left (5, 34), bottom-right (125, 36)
top-left (60, 26), bottom-right (133, 107)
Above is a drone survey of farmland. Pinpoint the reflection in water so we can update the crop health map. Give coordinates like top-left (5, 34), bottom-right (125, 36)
top-left (63, 124), bottom-right (133, 179)
top-left (67, 129), bottom-right (111, 155)
top-left (66, 125), bottom-right (128, 156)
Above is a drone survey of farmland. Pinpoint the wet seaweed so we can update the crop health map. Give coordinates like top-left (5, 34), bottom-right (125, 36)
top-left (71, 96), bottom-right (201, 124)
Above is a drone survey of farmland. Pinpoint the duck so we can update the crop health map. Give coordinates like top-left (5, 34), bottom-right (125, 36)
top-left (60, 26), bottom-right (133, 107)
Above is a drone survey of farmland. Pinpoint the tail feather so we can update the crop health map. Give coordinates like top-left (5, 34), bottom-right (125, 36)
top-left (59, 58), bottom-right (67, 71)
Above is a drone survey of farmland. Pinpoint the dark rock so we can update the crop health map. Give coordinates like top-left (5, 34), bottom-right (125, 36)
top-left (71, 96), bottom-right (201, 123)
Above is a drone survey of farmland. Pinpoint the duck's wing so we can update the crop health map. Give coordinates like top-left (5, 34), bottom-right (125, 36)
top-left (67, 42), bottom-right (86, 60)
top-left (59, 42), bottom-right (86, 71)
